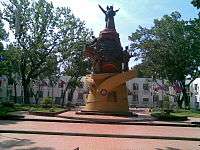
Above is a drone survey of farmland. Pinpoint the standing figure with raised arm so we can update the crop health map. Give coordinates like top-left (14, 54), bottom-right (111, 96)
top-left (98, 4), bottom-right (119, 30)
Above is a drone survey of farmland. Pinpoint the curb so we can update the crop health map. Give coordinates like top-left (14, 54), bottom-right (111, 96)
top-left (0, 129), bottom-right (200, 141)
top-left (0, 117), bottom-right (199, 128)
top-left (56, 115), bottom-right (154, 123)
top-left (28, 109), bottom-right (69, 117)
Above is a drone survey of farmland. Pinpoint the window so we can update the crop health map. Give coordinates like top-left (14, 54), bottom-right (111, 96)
top-left (153, 94), bottom-right (159, 102)
top-left (194, 84), bottom-right (198, 91)
top-left (77, 93), bottom-right (83, 100)
top-left (195, 96), bottom-right (198, 102)
top-left (132, 94), bottom-right (138, 101)
top-left (195, 102), bottom-right (199, 109)
top-left (143, 98), bottom-right (149, 102)
top-left (143, 83), bottom-right (149, 90)
top-left (133, 83), bottom-right (138, 90)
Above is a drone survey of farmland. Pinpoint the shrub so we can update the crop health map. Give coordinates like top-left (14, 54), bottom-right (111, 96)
top-left (29, 107), bottom-right (35, 112)
top-left (0, 105), bottom-right (16, 117)
top-left (151, 112), bottom-right (188, 121)
top-left (49, 108), bottom-right (55, 112)
top-left (0, 101), bottom-right (15, 108)
top-left (41, 97), bottom-right (53, 108)
top-left (161, 96), bottom-right (175, 115)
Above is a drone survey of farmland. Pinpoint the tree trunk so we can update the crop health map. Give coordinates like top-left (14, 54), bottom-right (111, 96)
top-left (61, 87), bottom-right (75, 107)
top-left (52, 86), bottom-right (54, 98)
top-left (23, 84), bottom-right (30, 104)
top-left (48, 86), bottom-right (50, 97)
top-left (14, 82), bottom-right (17, 103)
top-left (61, 87), bottom-right (67, 107)
top-left (22, 79), bottom-right (30, 104)
top-left (177, 94), bottom-right (183, 108)
top-left (68, 88), bottom-right (75, 101)
top-left (182, 87), bottom-right (189, 109)
top-left (51, 85), bottom-right (54, 104)
top-left (180, 81), bottom-right (190, 109)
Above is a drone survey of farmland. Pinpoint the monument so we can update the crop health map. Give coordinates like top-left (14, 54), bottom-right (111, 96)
top-left (81, 5), bottom-right (137, 115)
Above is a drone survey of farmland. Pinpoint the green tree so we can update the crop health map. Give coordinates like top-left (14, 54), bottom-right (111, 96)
top-left (191, 0), bottom-right (200, 9)
top-left (191, 0), bottom-right (200, 16)
top-left (60, 36), bottom-right (92, 106)
top-left (129, 12), bottom-right (200, 108)
top-left (1, 0), bottom-right (92, 103)
top-left (0, 44), bottom-right (20, 102)
top-left (0, 18), bottom-right (8, 73)
top-left (0, 18), bottom-right (7, 51)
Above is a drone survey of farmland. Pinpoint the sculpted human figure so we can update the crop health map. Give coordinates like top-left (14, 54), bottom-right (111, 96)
top-left (98, 4), bottom-right (119, 29)
top-left (122, 46), bottom-right (132, 71)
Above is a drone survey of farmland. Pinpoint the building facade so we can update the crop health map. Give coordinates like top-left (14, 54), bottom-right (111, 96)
top-left (1, 75), bottom-right (200, 109)
top-left (126, 78), bottom-right (163, 108)
top-left (0, 76), bottom-right (85, 105)
top-left (189, 78), bottom-right (200, 109)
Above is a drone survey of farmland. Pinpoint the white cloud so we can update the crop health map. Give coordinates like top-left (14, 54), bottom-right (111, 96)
top-left (48, 0), bottom-right (135, 43)
top-left (48, 0), bottom-right (103, 36)
top-left (1, 0), bottom-right (197, 68)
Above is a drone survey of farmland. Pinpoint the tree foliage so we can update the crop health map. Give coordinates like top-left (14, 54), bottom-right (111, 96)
top-left (1, 0), bottom-right (92, 103)
top-left (0, 45), bottom-right (20, 81)
top-left (0, 19), bottom-right (7, 50)
top-left (129, 12), bottom-right (200, 108)
top-left (0, 18), bottom-right (8, 74)
top-left (191, 0), bottom-right (200, 9)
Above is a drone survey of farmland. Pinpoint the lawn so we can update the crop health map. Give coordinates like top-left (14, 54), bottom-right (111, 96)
top-left (0, 103), bottom-right (66, 117)
top-left (171, 109), bottom-right (200, 118)
top-left (28, 106), bottom-right (65, 113)
top-left (151, 111), bottom-right (188, 121)
top-left (151, 109), bottom-right (200, 121)
top-left (0, 106), bottom-right (16, 117)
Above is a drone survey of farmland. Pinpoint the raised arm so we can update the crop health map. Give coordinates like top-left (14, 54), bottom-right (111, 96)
top-left (114, 8), bottom-right (120, 13)
top-left (98, 4), bottom-right (106, 14)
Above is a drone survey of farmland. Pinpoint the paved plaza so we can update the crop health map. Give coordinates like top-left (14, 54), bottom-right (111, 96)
top-left (1, 121), bottom-right (200, 139)
top-left (0, 115), bottom-right (200, 150)
top-left (0, 133), bottom-right (200, 150)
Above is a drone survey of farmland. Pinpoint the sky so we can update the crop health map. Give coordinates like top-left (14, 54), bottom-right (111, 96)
top-left (47, 0), bottom-right (198, 67)
top-left (0, 0), bottom-right (199, 67)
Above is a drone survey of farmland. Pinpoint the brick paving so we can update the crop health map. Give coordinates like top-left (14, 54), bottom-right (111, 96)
top-left (10, 111), bottom-right (200, 126)
top-left (2, 110), bottom-right (200, 149)
top-left (0, 133), bottom-right (199, 150)
top-left (0, 121), bottom-right (200, 139)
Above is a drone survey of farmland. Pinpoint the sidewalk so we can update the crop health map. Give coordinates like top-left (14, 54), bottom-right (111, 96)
top-left (1, 111), bottom-right (200, 149)
top-left (5, 111), bottom-right (200, 127)
top-left (1, 120), bottom-right (200, 139)
top-left (0, 133), bottom-right (199, 150)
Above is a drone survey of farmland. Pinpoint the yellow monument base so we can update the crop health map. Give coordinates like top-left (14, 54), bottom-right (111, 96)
top-left (81, 70), bottom-right (137, 115)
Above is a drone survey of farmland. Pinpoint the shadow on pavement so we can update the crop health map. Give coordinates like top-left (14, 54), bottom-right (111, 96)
top-left (16, 147), bottom-right (55, 150)
top-left (0, 120), bottom-right (19, 125)
top-left (156, 147), bottom-right (181, 150)
top-left (0, 134), bottom-right (55, 150)
top-left (0, 138), bottom-right (34, 149)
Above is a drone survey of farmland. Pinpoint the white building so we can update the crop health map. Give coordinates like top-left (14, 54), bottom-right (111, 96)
top-left (126, 78), bottom-right (163, 108)
top-left (0, 76), bottom-right (8, 100)
top-left (189, 78), bottom-right (200, 109)
top-left (1, 75), bottom-right (199, 109)
top-left (0, 75), bottom-right (85, 105)
top-left (126, 78), bottom-right (178, 108)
